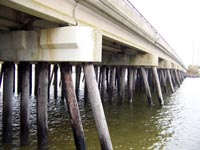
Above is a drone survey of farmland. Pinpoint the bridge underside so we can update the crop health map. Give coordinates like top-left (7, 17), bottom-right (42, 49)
top-left (0, 0), bottom-right (187, 149)
top-left (0, 0), bottom-right (186, 71)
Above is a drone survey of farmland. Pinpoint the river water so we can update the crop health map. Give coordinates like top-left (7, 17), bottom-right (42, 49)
top-left (0, 77), bottom-right (200, 150)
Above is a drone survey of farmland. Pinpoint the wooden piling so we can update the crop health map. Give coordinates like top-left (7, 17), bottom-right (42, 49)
top-left (167, 69), bottom-right (174, 93)
top-left (98, 66), bottom-right (103, 89)
top-left (54, 64), bottom-right (58, 99)
top-left (47, 64), bottom-right (51, 100)
top-left (60, 63), bottom-right (86, 150)
top-left (152, 67), bottom-right (164, 106)
top-left (13, 64), bottom-right (15, 93)
top-left (20, 62), bottom-right (30, 146)
top-left (3, 62), bottom-right (14, 143)
top-left (132, 68), bottom-right (137, 91)
top-left (84, 79), bottom-right (88, 102)
top-left (94, 65), bottom-right (98, 81)
top-left (29, 64), bottom-right (32, 96)
top-left (83, 63), bottom-right (113, 150)
top-left (110, 66), bottom-right (116, 90)
top-left (17, 63), bottom-right (22, 95)
top-left (76, 65), bottom-right (81, 100)
top-left (116, 67), bottom-right (121, 93)
top-left (0, 63), bottom-right (4, 88)
top-left (101, 66), bottom-right (106, 99)
top-left (141, 67), bottom-right (153, 106)
top-left (34, 64), bottom-right (39, 97)
top-left (120, 67), bottom-right (126, 101)
top-left (37, 62), bottom-right (48, 148)
top-left (108, 66), bottom-right (116, 100)
top-left (106, 67), bottom-right (110, 89)
top-left (172, 70), bottom-right (176, 86)
top-left (128, 67), bottom-right (133, 102)
top-left (160, 70), bottom-right (167, 93)
top-left (175, 70), bottom-right (181, 87)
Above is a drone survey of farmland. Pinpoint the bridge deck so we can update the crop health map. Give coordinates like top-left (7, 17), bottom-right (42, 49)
top-left (0, 0), bottom-right (186, 71)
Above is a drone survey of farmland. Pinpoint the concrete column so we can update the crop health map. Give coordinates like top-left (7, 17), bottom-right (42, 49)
top-left (83, 63), bottom-right (113, 150)
top-left (140, 67), bottom-right (153, 106)
top-left (152, 67), bottom-right (164, 106)
top-left (61, 63), bottom-right (86, 149)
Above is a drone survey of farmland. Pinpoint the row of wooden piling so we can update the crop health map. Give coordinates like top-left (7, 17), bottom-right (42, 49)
top-left (0, 62), bottom-right (185, 149)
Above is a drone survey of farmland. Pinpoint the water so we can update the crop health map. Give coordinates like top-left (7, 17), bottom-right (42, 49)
top-left (0, 78), bottom-right (200, 150)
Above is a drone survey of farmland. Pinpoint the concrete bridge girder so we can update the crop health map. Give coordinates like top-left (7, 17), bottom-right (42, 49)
top-left (101, 53), bottom-right (159, 67)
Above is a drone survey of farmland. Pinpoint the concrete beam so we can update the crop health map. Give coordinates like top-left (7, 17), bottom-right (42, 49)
top-left (0, 26), bottom-right (102, 62)
top-left (101, 53), bottom-right (158, 66)
top-left (130, 53), bottom-right (158, 66)
top-left (158, 59), bottom-right (172, 69)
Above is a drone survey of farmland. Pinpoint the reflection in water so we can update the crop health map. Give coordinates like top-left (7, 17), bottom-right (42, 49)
top-left (0, 78), bottom-right (200, 149)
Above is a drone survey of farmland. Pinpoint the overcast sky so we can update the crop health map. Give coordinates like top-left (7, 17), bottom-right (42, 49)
top-left (129, 0), bottom-right (200, 67)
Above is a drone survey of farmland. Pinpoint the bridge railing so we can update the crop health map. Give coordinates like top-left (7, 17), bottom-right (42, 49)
top-left (123, 0), bottom-right (184, 67)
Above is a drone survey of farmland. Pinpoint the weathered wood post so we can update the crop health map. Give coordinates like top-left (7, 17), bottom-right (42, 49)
top-left (76, 65), bottom-right (82, 100)
top-left (109, 66), bottom-right (116, 100)
top-left (152, 67), bottom-right (164, 106)
top-left (60, 63), bottom-right (86, 149)
top-left (120, 67), bottom-right (126, 101)
top-left (132, 68), bottom-right (137, 91)
top-left (98, 66), bottom-right (103, 89)
top-left (160, 69), bottom-right (167, 93)
top-left (175, 70), bottom-right (181, 86)
top-left (0, 63), bottom-right (4, 88)
top-left (170, 70), bottom-right (176, 87)
top-left (20, 62), bottom-right (30, 146)
top-left (101, 66), bottom-right (107, 99)
top-left (128, 67), bottom-right (133, 102)
top-left (3, 62), bottom-right (14, 143)
top-left (29, 64), bottom-right (32, 96)
top-left (54, 64), bottom-right (58, 99)
top-left (167, 69), bottom-right (174, 93)
top-left (17, 63), bottom-right (22, 95)
top-left (13, 64), bottom-right (15, 93)
top-left (141, 67), bottom-right (153, 106)
top-left (34, 64), bottom-right (39, 97)
top-left (106, 67), bottom-right (110, 89)
top-left (84, 79), bottom-right (88, 102)
top-left (83, 63), bottom-right (113, 150)
top-left (37, 62), bottom-right (48, 148)
top-left (47, 64), bottom-right (51, 100)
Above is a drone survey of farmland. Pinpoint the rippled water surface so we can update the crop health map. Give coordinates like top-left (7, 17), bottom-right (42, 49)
top-left (0, 78), bottom-right (200, 150)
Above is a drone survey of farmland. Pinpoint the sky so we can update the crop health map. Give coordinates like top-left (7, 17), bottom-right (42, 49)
top-left (129, 0), bottom-right (200, 67)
